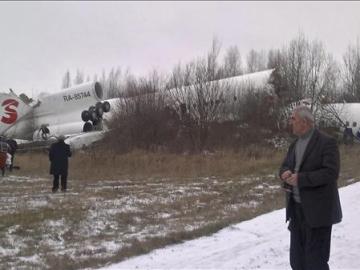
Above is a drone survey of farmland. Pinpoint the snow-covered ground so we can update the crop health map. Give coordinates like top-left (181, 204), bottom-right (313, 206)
top-left (98, 182), bottom-right (360, 270)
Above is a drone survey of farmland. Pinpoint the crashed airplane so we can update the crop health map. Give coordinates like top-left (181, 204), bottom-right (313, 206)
top-left (0, 70), bottom-right (276, 150)
top-left (2, 68), bottom-right (358, 150)
top-left (0, 82), bottom-right (118, 149)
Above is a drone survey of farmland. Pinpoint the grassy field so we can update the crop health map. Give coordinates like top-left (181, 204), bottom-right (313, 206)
top-left (1, 144), bottom-right (359, 269)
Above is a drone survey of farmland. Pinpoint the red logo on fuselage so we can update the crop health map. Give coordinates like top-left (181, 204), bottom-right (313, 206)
top-left (1, 99), bottom-right (19, 124)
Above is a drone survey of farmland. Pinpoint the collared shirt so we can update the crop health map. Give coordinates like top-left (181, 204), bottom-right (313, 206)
top-left (293, 127), bottom-right (315, 203)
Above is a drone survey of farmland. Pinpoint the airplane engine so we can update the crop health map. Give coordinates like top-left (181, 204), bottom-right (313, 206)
top-left (80, 101), bottom-right (112, 130)
top-left (88, 106), bottom-right (99, 122)
top-left (35, 81), bottom-right (104, 117)
top-left (81, 110), bottom-right (91, 122)
top-left (102, 101), bottom-right (111, 112)
top-left (83, 122), bottom-right (93, 132)
top-left (95, 102), bottom-right (104, 118)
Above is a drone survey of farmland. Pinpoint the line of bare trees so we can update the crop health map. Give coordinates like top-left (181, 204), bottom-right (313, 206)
top-left (102, 39), bottom-right (279, 153)
top-left (61, 34), bottom-right (360, 153)
top-left (269, 33), bottom-right (360, 132)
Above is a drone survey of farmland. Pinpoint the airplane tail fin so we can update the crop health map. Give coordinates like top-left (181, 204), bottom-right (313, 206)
top-left (0, 93), bottom-right (33, 136)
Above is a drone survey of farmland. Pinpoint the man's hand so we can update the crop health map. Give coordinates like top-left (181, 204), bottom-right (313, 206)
top-left (285, 173), bottom-right (298, 186)
top-left (281, 170), bottom-right (292, 181)
top-left (281, 170), bottom-right (298, 188)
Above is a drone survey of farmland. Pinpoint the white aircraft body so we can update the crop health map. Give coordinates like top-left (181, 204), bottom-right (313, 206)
top-left (328, 103), bottom-right (360, 129)
top-left (323, 103), bottom-right (360, 140)
top-left (0, 70), bottom-right (276, 150)
top-left (3, 68), bottom-right (357, 149)
top-left (0, 82), bottom-right (119, 149)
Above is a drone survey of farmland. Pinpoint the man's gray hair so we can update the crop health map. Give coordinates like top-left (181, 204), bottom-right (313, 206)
top-left (294, 105), bottom-right (315, 125)
top-left (57, 135), bottom-right (66, 141)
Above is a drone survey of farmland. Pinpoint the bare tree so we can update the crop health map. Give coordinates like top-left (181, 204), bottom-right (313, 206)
top-left (122, 72), bottom-right (138, 97)
top-left (306, 41), bottom-right (340, 117)
top-left (107, 67), bottom-right (122, 98)
top-left (73, 69), bottom-right (84, 85)
top-left (222, 45), bottom-right (243, 78)
top-left (246, 49), bottom-right (267, 73)
top-left (167, 40), bottom-right (227, 151)
top-left (108, 71), bottom-right (178, 151)
top-left (121, 69), bottom-right (160, 98)
top-left (61, 70), bottom-right (72, 89)
top-left (267, 49), bottom-right (282, 69)
top-left (207, 37), bottom-right (222, 80)
top-left (270, 33), bottom-right (339, 124)
top-left (342, 40), bottom-right (360, 101)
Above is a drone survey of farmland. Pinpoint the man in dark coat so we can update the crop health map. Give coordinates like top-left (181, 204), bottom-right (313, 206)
top-left (279, 106), bottom-right (342, 270)
top-left (49, 135), bottom-right (72, 192)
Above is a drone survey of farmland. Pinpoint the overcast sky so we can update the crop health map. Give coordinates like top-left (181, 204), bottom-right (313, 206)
top-left (1, 1), bottom-right (360, 97)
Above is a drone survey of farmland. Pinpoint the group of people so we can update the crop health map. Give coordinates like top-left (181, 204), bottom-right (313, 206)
top-left (0, 105), bottom-right (344, 269)
top-left (0, 136), bottom-right (17, 176)
top-left (342, 126), bottom-right (360, 145)
top-left (0, 134), bottom-right (72, 194)
top-left (46, 106), bottom-right (343, 269)
top-left (49, 105), bottom-right (343, 270)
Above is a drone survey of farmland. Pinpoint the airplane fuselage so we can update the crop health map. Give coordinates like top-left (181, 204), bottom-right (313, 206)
top-left (0, 82), bottom-right (114, 143)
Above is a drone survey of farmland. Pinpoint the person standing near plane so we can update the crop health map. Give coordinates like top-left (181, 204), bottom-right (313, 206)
top-left (0, 136), bottom-right (9, 176)
top-left (49, 135), bottom-right (72, 192)
top-left (6, 139), bottom-right (17, 171)
top-left (279, 106), bottom-right (342, 270)
top-left (343, 126), bottom-right (354, 145)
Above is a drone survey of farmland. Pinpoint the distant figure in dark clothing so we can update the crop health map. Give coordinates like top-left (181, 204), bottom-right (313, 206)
top-left (6, 139), bottom-right (18, 171)
top-left (356, 128), bottom-right (360, 140)
top-left (49, 135), bottom-right (72, 192)
top-left (0, 137), bottom-right (9, 176)
top-left (343, 127), bottom-right (354, 145)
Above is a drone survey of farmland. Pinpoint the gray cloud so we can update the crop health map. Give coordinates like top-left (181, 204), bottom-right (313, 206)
top-left (0, 1), bottom-right (359, 97)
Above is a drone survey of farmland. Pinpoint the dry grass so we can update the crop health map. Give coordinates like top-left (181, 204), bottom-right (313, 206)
top-left (14, 146), bottom-right (284, 180)
top-left (1, 144), bottom-right (359, 269)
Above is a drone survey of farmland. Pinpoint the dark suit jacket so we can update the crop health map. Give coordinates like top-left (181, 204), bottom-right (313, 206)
top-left (279, 129), bottom-right (342, 228)
top-left (49, 141), bottom-right (72, 175)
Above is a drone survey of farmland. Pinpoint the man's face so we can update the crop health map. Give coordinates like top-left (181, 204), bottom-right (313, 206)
top-left (289, 112), bottom-right (308, 136)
